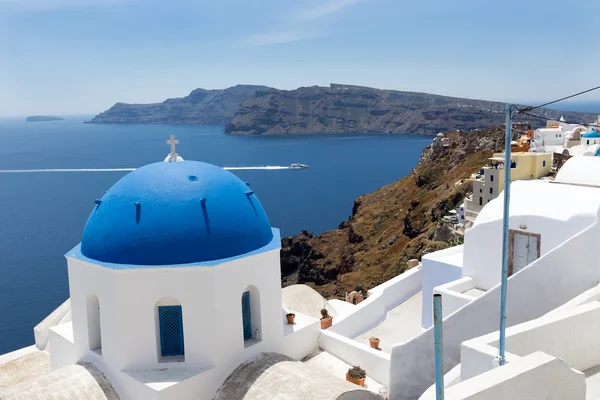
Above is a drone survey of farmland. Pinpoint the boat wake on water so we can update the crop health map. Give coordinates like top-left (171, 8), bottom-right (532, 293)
top-left (0, 136), bottom-right (308, 173)
top-left (0, 165), bottom-right (306, 173)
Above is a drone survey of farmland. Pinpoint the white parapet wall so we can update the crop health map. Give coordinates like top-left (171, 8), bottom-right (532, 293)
top-left (460, 301), bottom-right (600, 382)
top-left (421, 352), bottom-right (585, 400)
top-left (318, 330), bottom-right (391, 385)
top-left (389, 221), bottom-right (600, 400)
top-left (281, 311), bottom-right (321, 361)
top-left (316, 266), bottom-right (422, 387)
top-left (421, 246), bottom-right (463, 328)
top-left (328, 266), bottom-right (422, 339)
top-left (432, 277), bottom-right (478, 321)
top-left (34, 298), bottom-right (71, 350)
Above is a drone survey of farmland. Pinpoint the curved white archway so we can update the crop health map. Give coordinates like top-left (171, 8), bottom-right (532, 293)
top-left (241, 285), bottom-right (262, 344)
top-left (86, 294), bottom-right (102, 354)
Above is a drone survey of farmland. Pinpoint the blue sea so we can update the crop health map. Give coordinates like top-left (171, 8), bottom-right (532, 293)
top-left (0, 116), bottom-right (430, 354)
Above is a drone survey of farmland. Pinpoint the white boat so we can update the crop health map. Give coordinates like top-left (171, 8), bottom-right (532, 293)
top-left (290, 163), bottom-right (308, 169)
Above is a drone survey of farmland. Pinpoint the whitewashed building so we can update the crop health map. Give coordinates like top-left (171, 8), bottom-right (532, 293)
top-left (529, 116), bottom-right (588, 153)
top-left (560, 129), bottom-right (600, 158)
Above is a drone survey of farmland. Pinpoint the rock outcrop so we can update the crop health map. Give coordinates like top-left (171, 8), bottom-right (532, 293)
top-left (226, 84), bottom-right (595, 135)
top-left (85, 85), bottom-right (270, 125)
top-left (280, 126), bottom-right (509, 298)
top-left (25, 116), bottom-right (63, 122)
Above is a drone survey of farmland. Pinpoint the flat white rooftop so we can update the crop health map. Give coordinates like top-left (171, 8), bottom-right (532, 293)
top-left (462, 288), bottom-right (485, 298)
top-left (0, 346), bottom-right (50, 389)
top-left (353, 292), bottom-right (423, 353)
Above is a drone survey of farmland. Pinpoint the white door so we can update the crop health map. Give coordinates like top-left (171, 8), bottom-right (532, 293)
top-left (513, 233), bottom-right (539, 274)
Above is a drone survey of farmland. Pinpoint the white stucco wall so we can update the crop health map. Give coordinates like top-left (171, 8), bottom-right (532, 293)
top-left (449, 301), bottom-right (600, 400)
top-left (48, 322), bottom-right (77, 370)
top-left (329, 266), bottom-right (422, 339)
top-left (422, 352), bottom-right (585, 400)
top-left (548, 284), bottom-right (600, 315)
top-left (281, 313), bottom-right (321, 360)
top-left (319, 330), bottom-right (391, 385)
top-left (421, 247), bottom-right (463, 328)
top-left (311, 267), bottom-right (422, 387)
top-left (34, 298), bottom-right (71, 350)
top-left (66, 248), bottom-right (284, 374)
top-left (463, 181), bottom-right (600, 291)
top-left (389, 220), bottom-right (600, 400)
top-left (501, 301), bottom-right (600, 372)
top-left (432, 277), bottom-right (477, 321)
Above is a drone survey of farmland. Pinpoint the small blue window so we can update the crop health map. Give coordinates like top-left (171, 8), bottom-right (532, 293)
top-left (543, 160), bottom-right (546, 167)
top-left (242, 291), bottom-right (252, 340)
top-left (158, 305), bottom-right (185, 357)
top-left (490, 175), bottom-right (494, 182)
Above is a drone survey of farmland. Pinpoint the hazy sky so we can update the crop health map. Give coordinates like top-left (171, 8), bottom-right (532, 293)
top-left (1, 0), bottom-right (599, 116)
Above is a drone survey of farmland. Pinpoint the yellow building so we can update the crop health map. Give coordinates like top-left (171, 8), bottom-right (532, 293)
top-left (464, 152), bottom-right (552, 222)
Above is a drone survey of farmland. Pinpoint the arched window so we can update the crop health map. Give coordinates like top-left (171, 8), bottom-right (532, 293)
top-left (241, 285), bottom-right (261, 345)
top-left (155, 298), bottom-right (185, 361)
top-left (87, 294), bottom-right (102, 354)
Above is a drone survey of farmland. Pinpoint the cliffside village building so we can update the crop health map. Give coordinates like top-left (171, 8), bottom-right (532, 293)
top-left (462, 152), bottom-right (552, 224)
top-left (437, 115), bottom-right (600, 230)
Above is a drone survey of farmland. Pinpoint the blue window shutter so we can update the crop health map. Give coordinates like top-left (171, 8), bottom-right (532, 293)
top-left (158, 305), bottom-right (185, 356)
top-left (242, 291), bottom-right (252, 340)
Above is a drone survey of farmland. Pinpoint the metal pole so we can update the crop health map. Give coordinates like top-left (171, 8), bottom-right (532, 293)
top-left (498, 104), bottom-right (513, 366)
top-left (433, 293), bottom-right (444, 400)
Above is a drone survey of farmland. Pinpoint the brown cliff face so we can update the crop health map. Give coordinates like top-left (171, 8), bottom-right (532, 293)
top-left (226, 84), bottom-right (595, 135)
top-left (280, 126), bottom-right (509, 298)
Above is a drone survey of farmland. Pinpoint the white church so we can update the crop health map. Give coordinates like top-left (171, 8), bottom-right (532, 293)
top-left (5, 137), bottom-right (600, 399)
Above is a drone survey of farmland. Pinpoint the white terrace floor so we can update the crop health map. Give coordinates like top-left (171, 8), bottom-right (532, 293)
top-left (353, 291), bottom-right (424, 353)
top-left (303, 350), bottom-right (384, 395)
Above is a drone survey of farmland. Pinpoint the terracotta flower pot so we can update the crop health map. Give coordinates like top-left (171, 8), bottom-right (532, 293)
top-left (320, 316), bottom-right (333, 329)
top-left (286, 313), bottom-right (295, 324)
top-left (369, 338), bottom-right (380, 349)
top-left (346, 373), bottom-right (366, 387)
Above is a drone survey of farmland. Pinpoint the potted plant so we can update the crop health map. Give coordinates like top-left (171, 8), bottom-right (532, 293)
top-left (368, 336), bottom-right (380, 349)
top-left (346, 365), bottom-right (366, 386)
top-left (320, 308), bottom-right (333, 329)
top-left (286, 310), bottom-right (295, 324)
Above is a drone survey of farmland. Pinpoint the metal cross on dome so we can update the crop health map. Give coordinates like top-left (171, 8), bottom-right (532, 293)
top-left (166, 135), bottom-right (179, 162)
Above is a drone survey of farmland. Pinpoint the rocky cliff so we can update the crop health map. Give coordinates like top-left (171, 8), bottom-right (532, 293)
top-left (280, 125), bottom-right (510, 298)
top-left (226, 84), bottom-right (595, 135)
top-left (85, 85), bottom-right (270, 125)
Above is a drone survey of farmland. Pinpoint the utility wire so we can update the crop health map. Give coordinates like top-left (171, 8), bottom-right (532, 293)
top-left (519, 111), bottom-right (598, 129)
top-left (515, 85), bottom-right (600, 115)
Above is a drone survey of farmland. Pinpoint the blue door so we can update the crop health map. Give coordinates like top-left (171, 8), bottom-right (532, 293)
top-left (242, 291), bottom-right (252, 340)
top-left (158, 305), bottom-right (185, 356)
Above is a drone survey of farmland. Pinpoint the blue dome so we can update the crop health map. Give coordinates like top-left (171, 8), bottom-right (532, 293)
top-left (582, 130), bottom-right (600, 138)
top-left (81, 161), bottom-right (273, 266)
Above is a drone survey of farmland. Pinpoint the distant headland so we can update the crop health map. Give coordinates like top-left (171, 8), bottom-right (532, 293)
top-left (86, 84), bottom-right (597, 135)
top-left (26, 116), bottom-right (64, 122)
